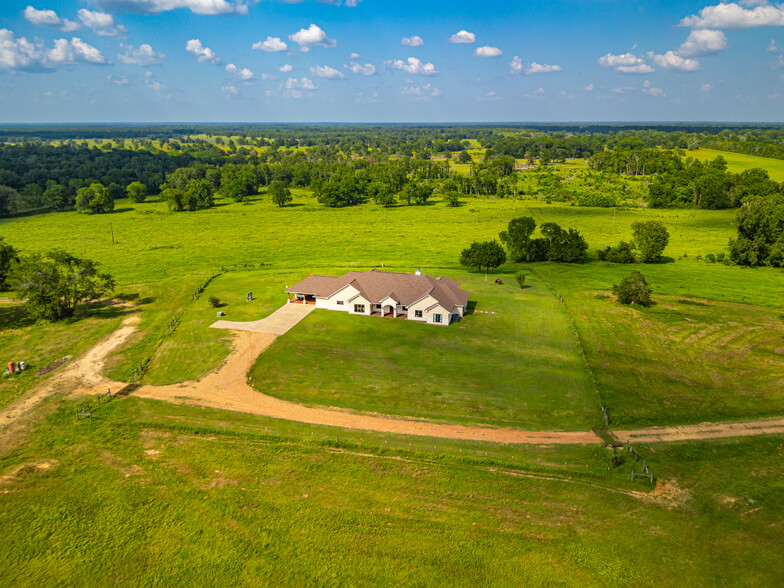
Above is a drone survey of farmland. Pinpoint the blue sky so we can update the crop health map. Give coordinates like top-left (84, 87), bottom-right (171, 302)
top-left (0, 0), bottom-right (783, 122)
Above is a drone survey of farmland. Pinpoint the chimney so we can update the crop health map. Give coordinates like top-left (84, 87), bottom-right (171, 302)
top-left (415, 267), bottom-right (421, 276)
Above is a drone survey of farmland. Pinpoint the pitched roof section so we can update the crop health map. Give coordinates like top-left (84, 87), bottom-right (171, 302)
top-left (286, 269), bottom-right (469, 309)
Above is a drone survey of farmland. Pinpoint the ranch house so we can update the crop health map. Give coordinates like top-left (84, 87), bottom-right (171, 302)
top-left (285, 269), bottom-right (469, 326)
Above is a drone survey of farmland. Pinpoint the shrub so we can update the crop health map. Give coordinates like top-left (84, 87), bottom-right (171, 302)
top-left (717, 252), bottom-right (725, 262)
top-left (515, 272), bottom-right (526, 288)
top-left (705, 253), bottom-right (716, 263)
top-left (612, 271), bottom-right (653, 307)
top-left (208, 296), bottom-right (221, 308)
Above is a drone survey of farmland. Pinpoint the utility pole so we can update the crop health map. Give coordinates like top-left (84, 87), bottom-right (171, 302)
top-left (110, 222), bottom-right (115, 244)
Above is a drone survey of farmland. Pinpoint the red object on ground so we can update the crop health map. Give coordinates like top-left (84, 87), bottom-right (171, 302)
top-left (8, 362), bottom-right (15, 374)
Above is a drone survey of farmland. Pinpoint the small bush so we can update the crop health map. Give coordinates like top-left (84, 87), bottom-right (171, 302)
top-left (612, 271), bottom-right (653, 307)
top-left (515, 271), bottom-right (526, 288)
top-left (208, 296), bottom-right (221, 308)
top-left (705, 253), bottom-right (716, 263)
top-left (717, 252), bottom-right (725, 262)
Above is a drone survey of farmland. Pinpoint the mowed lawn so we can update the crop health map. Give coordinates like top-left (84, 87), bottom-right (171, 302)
top-left (538, 261), bottom-right (784, 427)
top-left (249, 271), bottom-right (598, 430)
top-left (687, 148), bottom-right (784, 182)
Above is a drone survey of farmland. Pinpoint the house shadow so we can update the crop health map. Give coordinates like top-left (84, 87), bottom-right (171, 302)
top-left (465, 300), bottom-right (478, 315)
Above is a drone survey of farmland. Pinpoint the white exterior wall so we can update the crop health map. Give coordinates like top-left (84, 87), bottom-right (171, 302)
top-left (348, 295), bottom-right (372, 316)
top-left (318, 284), bottom-right (360, 312)
top-left (407, 295), bottom-right (437, 323)
top-left (425, 304), bottom-right (451, 326)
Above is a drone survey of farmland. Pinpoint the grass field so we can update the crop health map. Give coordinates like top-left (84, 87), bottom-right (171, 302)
top-left (249, 271), bottom-right (597, 430)
top-left (0, 396), bottom-right (781, 585)
top-left (688, 148), bottom-right (784, 182)
top-left (535, 262), bottom-right (784, 427)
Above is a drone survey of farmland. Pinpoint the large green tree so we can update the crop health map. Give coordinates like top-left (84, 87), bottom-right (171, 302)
top-left (0, 237), bottom-right (18, 291)
top-left (459, 240), bottom-right (507, 273)
top-left (43, 181), bottom-right (71, 211)
top-left (632, 220), bottom-right (670, 263)
top-left (10, 249), bottom-right (115, 320)
top-left (76, 183), bottom-right (114, 214)
top-left (499, 216), bottom-right (537, 262)
top-left (269, 180), bottom-right (293, 207)
top-left (729, 195), bottom-right (784, 267)
top-left (126, 181), bottom-right (147, 203)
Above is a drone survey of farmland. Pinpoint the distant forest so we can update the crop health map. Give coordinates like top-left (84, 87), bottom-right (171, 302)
top-left (0, 123), bottom-right (782, 218)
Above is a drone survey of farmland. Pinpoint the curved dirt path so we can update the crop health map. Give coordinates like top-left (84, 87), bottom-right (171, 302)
top-left (119, 329), bottom-right (783, 445)
top-left (0, 315), bottom-right (140, 448)
top-left (131, 332), bottom-right (598, 444)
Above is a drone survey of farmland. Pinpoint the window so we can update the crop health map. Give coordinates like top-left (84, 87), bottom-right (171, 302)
top-left (433, 313), bottom-right (443, 324)
top-left (354, 304), bottom-right (365, 313)
top-left (402, 306), bottom-right (408, 311)
top-left (336, 301), bottom-right (344, 305)
top-left (414, 310), bottom-right (423, 318)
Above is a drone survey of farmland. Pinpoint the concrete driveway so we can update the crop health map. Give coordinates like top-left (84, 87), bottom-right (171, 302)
top-left (210, 303), bottom-right (316, 335)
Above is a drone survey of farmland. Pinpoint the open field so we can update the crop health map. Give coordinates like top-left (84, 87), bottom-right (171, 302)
top-left (0, 192), bottom-right (738, 285)
top-left (688, 148), bottom-right (784, 182)
top-left (3, 192), bottom-right (780, 431)
top-left (250, 271), bottom-right (597, 430)
top-left (0, 396), bottom-right (781, 585)
top-left (534, 262), bottom-right (784, 427)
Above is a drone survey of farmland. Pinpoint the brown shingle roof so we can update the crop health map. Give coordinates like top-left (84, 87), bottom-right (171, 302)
top-left (286, 269), bottom-right (469, 309)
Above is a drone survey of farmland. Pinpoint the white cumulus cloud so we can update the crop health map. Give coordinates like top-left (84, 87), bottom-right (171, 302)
top-left (474, 45), bottom-right (502, 58)
top-left (279, 63), bottom-right (293, 72)
top-left (145, 70), bottom-right (166, 92)
top-left (282, 76), bottom-right (317, 98)
top-left (23, 6), bottom-right (81, 32)
top-left (0, 29), bottom-right (108, 70)
top-left (310, 64), bottom-right (344, 78)
top-left (185, 38), bottom-right (220, 64)
top-left (47, 37), bottom-right (107, 64)
top-left (117, 43), bottom-right (165, 65)
top-left (392, 56), bottom-right (438, 76)
top-left (598, 52), bottom-right (654, 73)
top-left (524, 62), bottom-right (563, 74)
top-left (93, 0), bottom-right (249, 16)
top-left (289, 24), bottom-right (336, 51)
top-left (252, 36), bottom-right (287, 52)
top-left (677, 29), bottom-right (727, 56)
top-left (449, 30), bottom-right (476, 43)
top-left (680, 2), bottom-right (784, 29)
top-left (401, 35), bottom-right (424, 47)
top-left (77, 9), bottom-right (128, 38)
top-left (401, 83), bottom-right (441, 99)
top-left (226, 63), bottom-right (254, 81)
top-left (344, 61), bottom-right (375, 75)
top-left (649, 50), bottom-right (700, 71)
top-left (510, 55), bottom-right (523, 73)
top-left (642, 79), bottom-right (665, 97)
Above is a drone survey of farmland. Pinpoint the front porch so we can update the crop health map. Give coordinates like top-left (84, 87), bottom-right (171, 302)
top-left (370, 311), bottom-right (407, 319)
top-left (287, 293), bottom-right (316, 305)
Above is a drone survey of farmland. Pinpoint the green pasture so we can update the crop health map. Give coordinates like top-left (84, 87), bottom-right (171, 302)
top-left (250, 271), bottom-right (597, 430)
top-left (0, 192), bottom-right (737, 286)
top-left (535, 261), bottom-right (784, 427)
top-left (0, 395), bottom-right (781, 586)
top-left (688, 148), bottom-right (784, 182)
